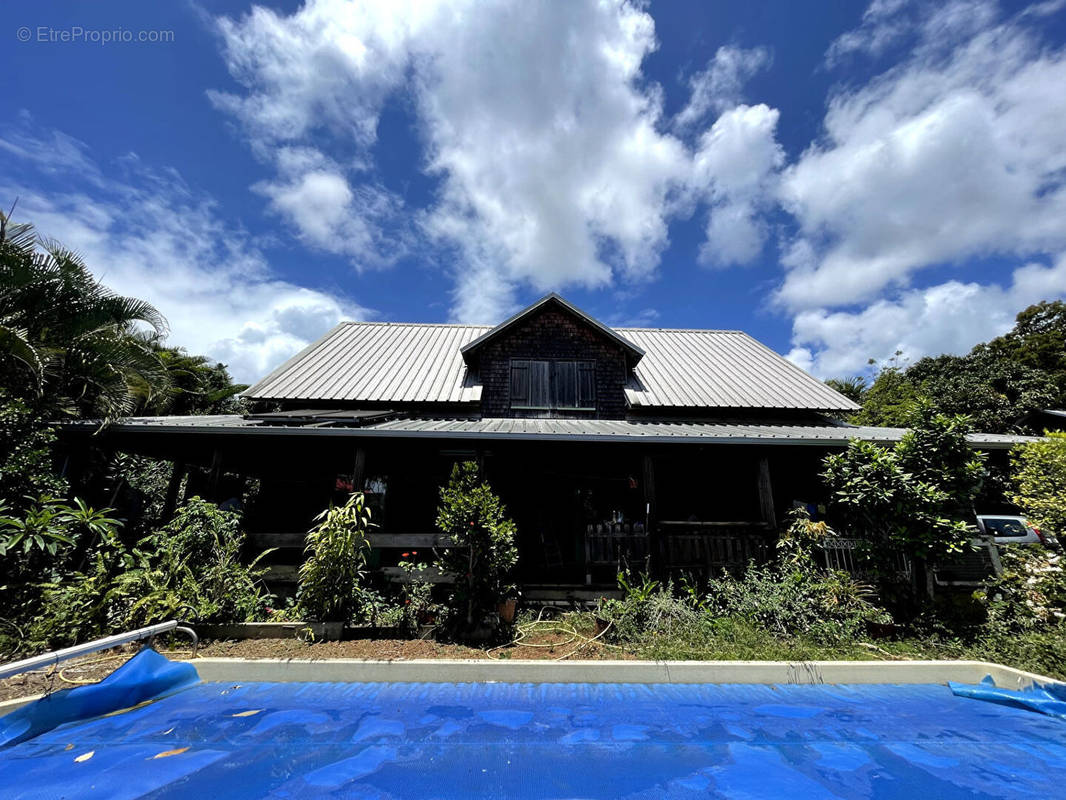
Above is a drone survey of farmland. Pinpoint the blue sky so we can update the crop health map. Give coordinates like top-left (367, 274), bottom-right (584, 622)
top-left (3, 0), bottom-right (1066, 384)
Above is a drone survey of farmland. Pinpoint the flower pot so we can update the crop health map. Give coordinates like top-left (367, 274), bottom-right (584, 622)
top-left (497, 599), bottom-right (517, 624)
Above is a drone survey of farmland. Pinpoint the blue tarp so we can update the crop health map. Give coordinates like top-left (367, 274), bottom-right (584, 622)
top-left (950, 675), bottom-right (1066, 720)
top-left (0, 647), bottom-right (198, 748)
top-left (1, 654), bottom-right (1066, 798)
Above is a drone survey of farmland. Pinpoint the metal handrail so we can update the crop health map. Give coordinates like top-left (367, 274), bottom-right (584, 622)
top-left (0, 620), bottom-right (197, 681)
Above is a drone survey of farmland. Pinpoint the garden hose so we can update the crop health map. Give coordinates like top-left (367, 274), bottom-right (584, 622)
top-left (487, 607), bottom-right (621, 661)
top-left (57, 647), bottom-right (201, 685)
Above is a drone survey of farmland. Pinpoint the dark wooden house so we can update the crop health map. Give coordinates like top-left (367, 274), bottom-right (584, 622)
top-left (66, 294), bottom-right (1030, 600)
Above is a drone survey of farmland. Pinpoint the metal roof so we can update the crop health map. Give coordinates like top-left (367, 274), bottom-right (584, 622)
top-left (80, 415), bottom-right (1034, 449)
top-left (245, 322), bottom-right (488, 404)
top-left (617, 328), bottom-right (856, 410)
top-left (244, 318), bottom-right (858, 411)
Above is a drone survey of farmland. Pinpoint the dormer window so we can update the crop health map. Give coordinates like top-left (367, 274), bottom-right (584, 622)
top-left (510, 359), bottom-right (595, 410)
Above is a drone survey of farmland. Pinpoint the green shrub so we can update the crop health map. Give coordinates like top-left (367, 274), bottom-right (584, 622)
top-left (703, 562), bottom-right (888, 644)
top-left (600, 512), bottom-right (889, 648)
top-left (27, 497), bottom-right (272, 650)
top-left (0, 394), bottom-right (66, 513)
top-left (1011, 432), bottom-right (1066, 539)
top-left (978, 545), bottom-right (1066, 632)
top-left (435, 462), bottom-right (518, 637)
top-left (297, 492), bottom-right (373, 623)
top-left (822, 408), bottom-right (984, 565)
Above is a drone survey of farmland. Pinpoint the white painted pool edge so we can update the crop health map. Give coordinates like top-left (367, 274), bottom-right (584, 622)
top-left (190, 658), bottom-right (1058, 689)
top-left (1, 658), bottom-right (1058, 717)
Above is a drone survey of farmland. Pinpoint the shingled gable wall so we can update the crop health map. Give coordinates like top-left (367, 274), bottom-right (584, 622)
top-left (476, 306), bottom-right (629, 419)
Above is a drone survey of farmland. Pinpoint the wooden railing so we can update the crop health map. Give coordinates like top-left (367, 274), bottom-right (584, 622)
top-left (658, 520), bottom-right (774, 576)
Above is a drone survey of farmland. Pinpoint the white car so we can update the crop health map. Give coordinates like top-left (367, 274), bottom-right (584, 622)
top-left (976, 515), bottom-right (1060, 550)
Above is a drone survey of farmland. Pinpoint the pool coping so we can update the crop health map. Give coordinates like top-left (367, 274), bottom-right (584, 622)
top-left (1, 658), bottom-right (1058, 717)
top-left (190, 657), bottom-right (1059, 689)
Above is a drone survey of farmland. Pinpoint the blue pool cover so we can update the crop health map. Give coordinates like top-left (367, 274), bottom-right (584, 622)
top-left (2, 650), bottom-right (1066, 799)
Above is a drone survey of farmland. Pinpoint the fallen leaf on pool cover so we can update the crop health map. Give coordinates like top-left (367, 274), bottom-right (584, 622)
top-left (64, 744), bottom-right (74, 751)
top-left (232, 709), bottom-right (263, 717)
top-left (152, 747), bottom-right (189, 759)
top-left (74, 751), bottom-right (94, 762)
top-left (102, 698), bottom-right (156, 717)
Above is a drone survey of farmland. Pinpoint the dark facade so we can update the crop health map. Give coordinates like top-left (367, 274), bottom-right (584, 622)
top-left (68, 293), bottom-right (1026, 600)
top-left (474, 305), bottom-right (630, 419)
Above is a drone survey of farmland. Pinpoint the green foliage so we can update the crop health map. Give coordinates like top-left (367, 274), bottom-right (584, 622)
top-left (853, 303), bottom-right (1066, 433)
top-left (393, 557), bottom-right (440, 635)
top-left (0, 211), bottom-right (170, 419)
top-left (26, 498), bottom-right (272, 651)
top-left (852, 357), bottom-right (919, 427)
top-left (600, 512), bottom-right (889, 648)
top-left (0, 394), bottom-right (66, 512)
top-left (0, 496), bottom-right (117, 561)
top-left (1011, 432), bottom-right (1066, 539)
top-left (297, 492), bottom-right (373, 623)
top-left (135, 344), bottom-right (247, 416)
top-left (978, 546), bottom-right (1066, 632)
top-left (822, 407), bottom-right (984, 563)
top-left (824, 376), bottom-right (867, 407)
top-left (435, 462), bottom-right (518, 635)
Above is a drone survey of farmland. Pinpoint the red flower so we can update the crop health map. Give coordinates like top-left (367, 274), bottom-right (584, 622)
top-left (401, 552), bottom-right (410, 557)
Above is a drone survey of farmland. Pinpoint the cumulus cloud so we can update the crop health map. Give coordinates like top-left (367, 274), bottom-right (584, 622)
top-left (0, 118), bottom-right (370, 384)
top-left (781, 1), bottom-right (1066, 312)
top-left (691, 104), bottom-right (784, 266)
top-left (787, 256), bottom-right (1066, 377)
top-left (211, 0), bottom-right (715, 321)
top-left (675, 45), bottom-right (772, 129)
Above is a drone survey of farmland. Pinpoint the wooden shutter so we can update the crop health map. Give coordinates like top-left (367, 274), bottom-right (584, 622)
top-left (529, 360), bottom-right (550, 408)
top-left (510, 360), bottom-right (530, 406)
top-left (577, 361), bottom-right (595, 408)
top-left (553, 361), bottom-right (577, 408)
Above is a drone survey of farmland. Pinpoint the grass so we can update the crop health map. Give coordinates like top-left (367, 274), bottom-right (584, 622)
top-left (549, 611), bottom-right (1066, 681)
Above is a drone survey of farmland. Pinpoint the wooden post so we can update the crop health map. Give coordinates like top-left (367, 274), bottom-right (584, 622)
top-left (352, 446), bottom-right (367, 493)
top-left (162, 461), bottom-right (186, 521)
top-left (208, 449), bottom-right (223, 497)
top-left (643, 454), bottom-right (658, 576)
top-left (757, 456), bottom-right (777, 531)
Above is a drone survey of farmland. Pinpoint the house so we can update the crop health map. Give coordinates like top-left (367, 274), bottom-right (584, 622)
top-left (64, 294), bottom-right (1032, 600)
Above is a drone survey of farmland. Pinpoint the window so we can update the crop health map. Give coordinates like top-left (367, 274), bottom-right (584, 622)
top-left (980, 518), bottom-right (1028, 537)
top-left (510, 359), bottom-right (595, 409)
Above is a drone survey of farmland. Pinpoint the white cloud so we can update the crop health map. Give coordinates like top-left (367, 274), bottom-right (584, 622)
top-left (0, 119), bottom-right (370, 384)
top-left (825, 0), bottom-right (914, 67)
top-left (675, 45), bottom-right (772, 129)
top-left (782, 2), bottom-right (1066, 311)
top-left (787, 256), bottom-right (1066, 377)
top-left (691, 104), bottom-right (784, 266)
top-left (211, 0), bottom-right (714, 321)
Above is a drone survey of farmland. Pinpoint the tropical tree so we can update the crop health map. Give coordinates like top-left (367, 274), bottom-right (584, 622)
top-left (0, 211), bottom-right (170, 418)
top-left (824, 376), bottom-right (867, 408)
top-left (134, 343), bottom-right (247, 416)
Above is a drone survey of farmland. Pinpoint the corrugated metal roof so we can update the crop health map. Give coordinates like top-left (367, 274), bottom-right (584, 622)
top-left (617, 328), bottom-right (856, 410)
top-left (244, 320), bottom-right (857, 411)
top-left (245, 322), bottom-right (489, 404)
top-left (81, 415), bottom-right (1035, 449)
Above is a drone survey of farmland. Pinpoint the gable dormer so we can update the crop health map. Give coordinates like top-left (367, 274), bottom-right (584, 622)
top-left (461, 294), bottom-right (643, 419)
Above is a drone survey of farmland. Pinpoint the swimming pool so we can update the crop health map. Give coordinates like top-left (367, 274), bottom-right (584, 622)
top-left (2, 652), bottom-right (1065, 798)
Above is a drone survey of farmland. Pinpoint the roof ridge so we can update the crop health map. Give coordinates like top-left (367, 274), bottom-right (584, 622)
top-left (340, 320), bottom-right (492, 328)
top-left (338, 320), bottom-right (746, 334)
top-left (615, 326), bottom-right (745, 334)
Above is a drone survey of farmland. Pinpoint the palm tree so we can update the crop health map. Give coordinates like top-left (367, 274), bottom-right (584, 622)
top-left (824, 376), bottom-right (868, 409)
top-left (0, 210), bottom-right (170, 419)
top-left (134, 342), bottom-right (248, 416)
